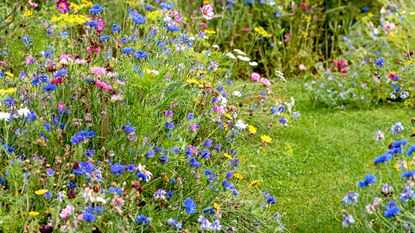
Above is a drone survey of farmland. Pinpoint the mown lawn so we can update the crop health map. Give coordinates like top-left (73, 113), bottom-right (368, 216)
top-left (241, 81), bottom-right (411, 232)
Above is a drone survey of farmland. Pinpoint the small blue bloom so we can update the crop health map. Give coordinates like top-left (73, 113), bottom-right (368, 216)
top-left (375, 57), bottom-right (385, 67)
top-left (384, 200), bottom-right (400, 218)
top-left (358, 174), bottom-right (376, 187)
top-left (183, 197), bottom-right (196, 214)
top-left (89, 4), bottom-right (104, 14)
top-left (136, 214), bottom-right (149, 224)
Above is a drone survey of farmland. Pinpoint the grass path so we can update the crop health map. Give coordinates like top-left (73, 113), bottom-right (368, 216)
top-left (243, 82), bottom-right (410, 232)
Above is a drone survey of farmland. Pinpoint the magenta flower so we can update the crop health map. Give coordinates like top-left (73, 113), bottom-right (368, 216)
top-left (56, 0), bottom-right (70, 14)
top-left (260, 78), bottom-right (271, 87)
top-left (200, 5), bottom-right (214, 20)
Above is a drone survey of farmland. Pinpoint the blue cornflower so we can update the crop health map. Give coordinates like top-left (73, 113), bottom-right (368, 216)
top-left (83, 212), bottom-right (96, 222)
top-left (160, 3), bottom-right (173, 10)
top-left (165, 122), bottom-right (175, 130)
top-left (183, 197), bottom-right (196, 214)
top-left (99, 35), bottom-right (110, 41)
top-left (85, 20), bottom-right (98, 27)
top-left (145, 5), bottom-right (154, 11)
top-left (374, 153), bottom-right (392, 165)
top-left (159, 156), bottom-right (169, 163)
top-left (145, 149), bottom-right (155, 158)
top-left (203, 208), bottom-right (215, 215)
top-left (135, 50), bottom-right (148, 60)
top-left (112, 24), bottom-right (121, 33)
top-left (110, 163), bottom-right (126, 175)
top-left (267, 197), bottom-right (276, 204)
top-left (391, 122), bottom-right (404, 135)
top-left (188, 157), bottom-right (201, 168)
top-left (375, 57), bottom-right (385, 67)
top-left (122, 47), bottom-right (134, 55)
top-left (122, 124), bottom-right (136, 134)
top-left (408, 145), bottom-right (415, 156)
top-left (46, 168), bottom-right (55, 176)
top-left (42, 84), bottom-right (57, 92)
top-left (89, 4), bottom-right (104, 14)
top-left (402, 170), bottom-right (415, 178)
top-left (342, 192), bottom-right (358, 205)
top-left (2, 144), bottom-right (15, 153)
top-left (384, 201), bottom-right (400, 218)
top-left (70, 134), bottom-right (84, 144)
top-left (43, 123), bottom-right (52, 131)
top-left (204, 139), bottom-right (213, 147)
top-left (130, 12), bottom-right (146, 24)
top-left (361, 7), bottom-right (369, 13)
top-left (166, 23), bottom-right (180, 32)
top-left (400, 186), bottom-right (415, 202)
top-left (136, 214), bottom-right (149, 224)
top-left (200, 149), bottom-right (210, 159)
top-left (86, 149), bottom-right (96, 157)
top-left (392, 140), bottom-right (408, 148)
top-left (358, 174), bottom-right (376, 187)
top-left (167, 218), bottom-right (182, 229)
top-left (222, 180), bottom-right (233, 190)
top-left (22, 36), bottom-right (32, 47)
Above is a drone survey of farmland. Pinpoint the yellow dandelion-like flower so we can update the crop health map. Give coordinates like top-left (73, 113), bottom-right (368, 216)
top-left (248, 180), bottom-right (260, 187)
top-left (223, 113), bottom-right (232, 120)
top-left (204, 29), bottom-right (216, 35)
top-left (213, 203), bottom-right (220, 214)
top-left (5, 72), bottom-right (14, 78)
top-left (35, 189), bottom-right (48, 195)
top-left (248, 125), bottom-right (257, 134)
top-left (146, 11), bottom-right (162, 21)
top-left (223, 153), bottom-right (232, 159)
top-left (0, 88), bottom-right (16, 95)
top-left (254, 26), bottom-right (271, 38)
top-left (23, 10), bottom-right (32, 17)
top-left (29, 211), bottom-right (40, 217)
top-left (260, 134), bottom-right (272, 143)
top-left (203, 0), bottom-right (210, 4)
top-left (234, 173), bottom-right (244, 180)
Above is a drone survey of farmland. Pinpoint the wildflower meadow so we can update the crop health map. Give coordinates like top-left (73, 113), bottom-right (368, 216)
top-left (0, 0), bottom-right (415, 232)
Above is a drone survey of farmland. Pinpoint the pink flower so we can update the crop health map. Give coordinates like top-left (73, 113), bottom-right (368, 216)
top-left (300, 2), bottom-right (308, 9)
top-left (298, 64), bottom-right (306, 70)
top-left (56, 0), bottom-right (70, 14)
top-left (213, 105), bottom-right (224, 115)
top-left (242, 28), bottom-right (250, 33)
top-left (91, 67), bottom-right (106, 77)
top-left (170, 10), bottom-right (182, 23)
top-left (200, 5), bottom-right (214, 20)
top-left (284, 33), bottom-right (291, 42)
top-left (260, 78), bottom-right (271, 87)
top-left (58, 102), bottom-right (65, 112)
top-left (77, 214), bottom-right (83, 221)
top-left (95, 80), bottom-right (114, 92)
top-left (25, 56), bottom-right (36, 64)
top-left (188, 145), bottom-right (198, 155)
top-left (384, 23), bottom-right (395, 30)
top-left (59, 206), bottom-right (73, 219)
top-left (251, 72), bottom-right (260, 82)
top-left (189, 123), bottom-right (199, 132)
top-left (111, 197), bottom-right (125, 206)
top-left (29, 0), bottom-right (38, 7)
top-left (200, 22), bottom-right (207, 28)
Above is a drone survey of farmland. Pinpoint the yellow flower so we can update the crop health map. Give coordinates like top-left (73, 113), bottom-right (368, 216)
top-left (260, 134), bottom-right (272, 143)
top-left (35, 189), bottom-right (48, 195)
top-left (248, 125), bottom-right (257, 134)
top-left (254, 26), bottom-right (271, 38)
top-left (248, 180), bottom-right (260, 187)
top-left (5, 72), bottom-right (14, 78)
top-left (23, 10), bottom-right (32, 17)
top-left (146, 11), bottom-right (162, 21)
top-left (213, 203), bottom-right (220, 214)
top-left (0, 88), bottom-right (16, 95)
top-left (234, 173), bottom-right (244, 180)
top-left (203, 0), bottom-right (210, 4)
top-left (204, 29), bottom-right (216, 35)
top-left (223, 153), bottom-right (232, 159)
top-left (51, 14), bottom-right (89, 27)
top-left (29, 211), bottom-right (40, 217)
top-left (223, 113), bottom-right (232, 120)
